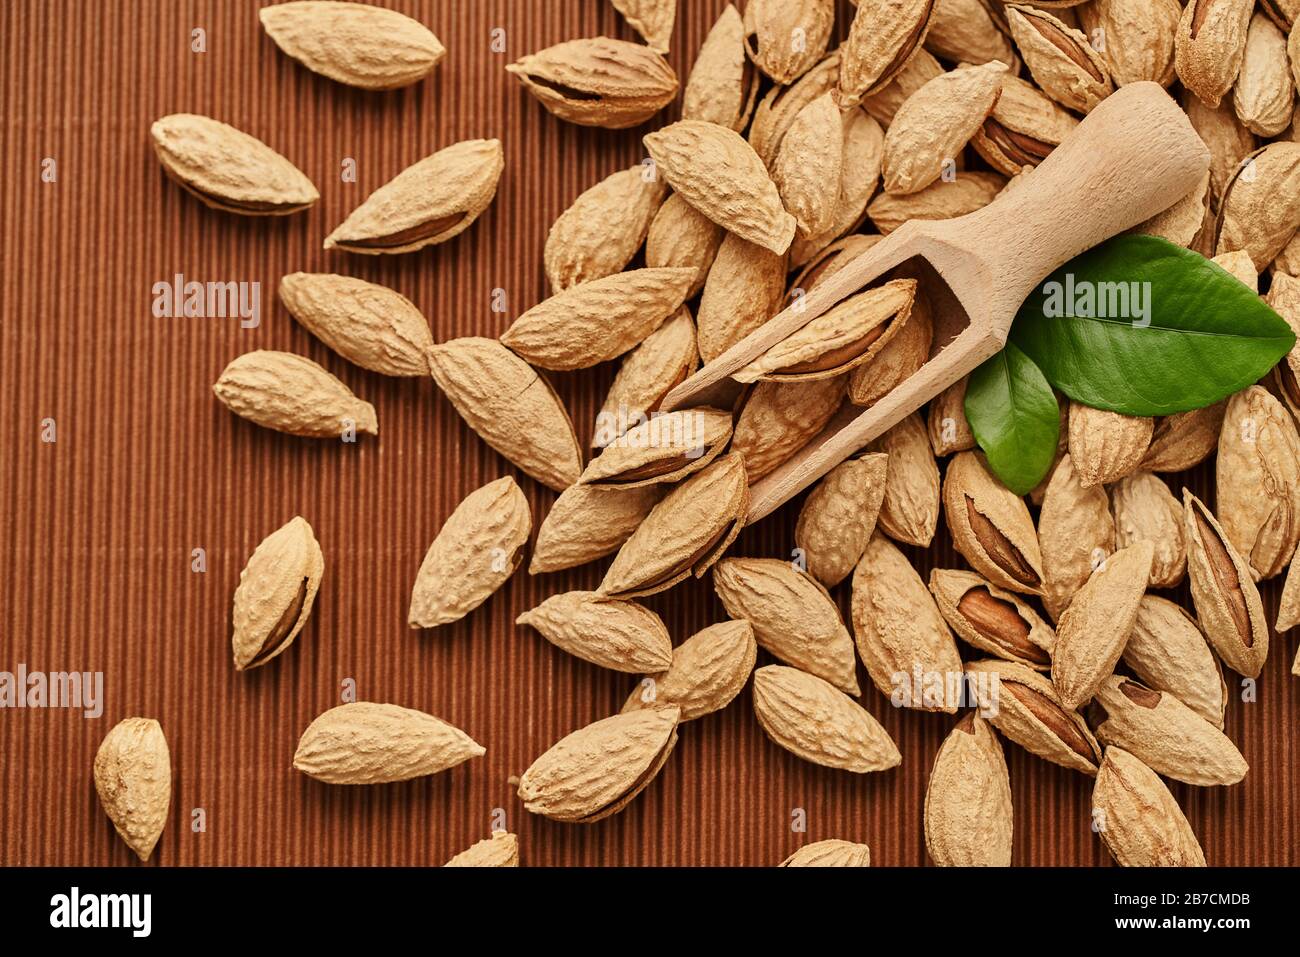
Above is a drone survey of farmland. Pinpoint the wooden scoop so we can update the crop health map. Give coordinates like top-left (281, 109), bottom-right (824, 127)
top-left (660, 82), bottom-right (1210, 524)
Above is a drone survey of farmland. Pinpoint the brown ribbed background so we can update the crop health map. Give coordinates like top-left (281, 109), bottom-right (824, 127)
top-left (1, 0), bottom-right (1296, 867)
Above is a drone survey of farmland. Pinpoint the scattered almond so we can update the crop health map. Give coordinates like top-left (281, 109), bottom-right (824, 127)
top-left (924, 712), bottom-right (1013, 866)
top-left (231, 516), bottom-right (323, 671)
top-left (517, 591), bottom-right (673, 673)
top-left (213, 350), bottom-right (377, 438)
top-left (507, 37), bottom-right (678, 128)
top-left (622, 619), bottom-right (758, 720)
top-left (94, 718), bottom-right (171, 861)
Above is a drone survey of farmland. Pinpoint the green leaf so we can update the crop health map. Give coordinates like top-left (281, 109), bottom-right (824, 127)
top-left (965, 342), bottom-right (1060, 495)
top-left (1009, 235), bottom-right (1295, 417)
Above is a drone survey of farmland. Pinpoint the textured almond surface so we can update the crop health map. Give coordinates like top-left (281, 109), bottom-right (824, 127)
top-left (924, 713), bottom-right (1013, 866)
top-left (743, 0), bottom-right (834, 85)
top-left (683, 4), bottom-right (755, 131)
top-left (530, 484), bottom-right (662, 574)
top-left (213, 350), bottom-right (377, 438)
top-left (697, 233), bottom-right (788, 363)
top-left (732, 376), bottom-right (846, 482)
top-left (443, 831), bottom-right (520, 867)
top-left (94, 718), bottom-right (171, 861)
top-left (231, 515), bottom-right (323, 670)
top-left (517, 591), bottom-right (673, 673)
top-left (779, 839), bottom-right (871, 867)
top-left (871, 412), bottom-right (940, 547)
top-left (771, 93), bottom-right (843, 237)
top-left (1110, 471), bottom-right (1187, 588)
top-left (645, 195), bottom-right (724, 299)
top-left (611, 0), bottom-right (676, 52)
top-left (595, 308), bottom-right (699, 442)
top-left (943, 451), bottom-right (1044, 594)
top-left (1093, 747), bottom-right (1205, 867)
top-left (622, 619), bottom-right (757, 721)
top-left (1123, 596), bottom-right (1227, 728)
top-left (796, 453), bottom-right (888, 588)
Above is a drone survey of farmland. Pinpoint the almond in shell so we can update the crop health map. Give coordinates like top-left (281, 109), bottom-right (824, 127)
top-left (779, 839), bottom-right (872, 867)
top-left (929, 568), bottom-right (1055, 669)
top-left (749, 52), bottom-right (841, 167)
top-left (683, 5), bottom-right (758, 131)
top-left (94, 718), bottom-right (171, 861)
top-left (924, 712), bottom-right (1013, 867)
top-left (838, 0), bottom-right (937, 107)
top-left (213, 350), bottom-right (377, 438)
top-left (847, 271), bottom-right (934, 406)
top-left (1076, 0), bottom-right (1179, 87)
top-left (1092, 747), bottom-right (1206, 867)
top-left (1110, 472), bottom-right (1187, 588)
top-left (731, 376), bottom-right (846, 482)
top-left (697, 233), bottom-right (788, 363)
top-left (1141, 402), bottom-right (1226, 472)
top-left (771, 93), bottom-right (844, 237)
top-left (871, 412), bottom-right (941, 547)
top-left (1068, 402), bottom-right (1153, 488)
top-left (795, 453), bottom-right (889, 588)
top-left (927, 377), bottom-right (977, 456)
top-left (1175, 0), bottom-right (1254, 108)
top-left (1123, 595), bottom-right (1227, 728)
top-left (861, 48), bottom-right (944, 126)
top-left (868, 171), bottom-right (1003, 233)
top-left (789, 107), bottom-right (885, 268)
top-left (645, 195), bottom-right (724, 299)
top-left (943, 451), bottom-right (1044, 594)
top-left (743, 0), bottom-right (835, 85)
top-left (443, 831), bottom-right (520, 867)
top-left (530, 483), bottom-right (662, 574)
top-left (594, 309), bottom-right (699, 447)
top-left (611, 0), bottom-right (676, 53)
top-left (580, 407), bottom-right (733, 488)
top-left (517, 591), bottom-right (673, 673)
top-left (622, 619), bottom-right (758, 720)
top-left (231, 516), bottom-right (323, 671)
top-left (1007, 4), bottom-right (1114, 113)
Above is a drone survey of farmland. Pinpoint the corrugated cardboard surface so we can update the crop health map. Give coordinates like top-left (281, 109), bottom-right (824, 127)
top-left (1, 0), bottom-right (1296, 867)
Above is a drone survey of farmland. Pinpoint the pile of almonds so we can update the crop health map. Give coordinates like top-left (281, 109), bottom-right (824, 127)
top-left (93, 0), bottom-right (1300, 868)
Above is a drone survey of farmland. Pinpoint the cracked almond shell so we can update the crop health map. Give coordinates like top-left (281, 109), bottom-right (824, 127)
top-left (408, 477), bottom-right (530, 629)
top-left (427, 337), bottom-right (582, 492)
top-left (1175, 0), bottom-right (1254, 108)
top-left (622, 619), bottom-right (758, 721)
top-left (924, 712), bottom-right (1013, 867)
top-left (150, 113), bottom-right (318, 215)
top-left (752, 665), bottom-right (901, 773)
top-left (1093, 747), bottom-right (1206, 867)
top-left (213, 350), bottom-right (377, 438)
top-left (742, 0), bottom-right (834, 85)
top-left (929, 568), bottom-right (1055, 669)
top-left (683, 4), bottom-right (758, 131)
top-left (579, 407), bottom-right (732, 488)
top-left (507, 37), bottom-right (678, 129)
top-left (971, 72), bottom-right (1078, 176)
top-left (94, 718), bottom-right (171, 861)
top-left (325, 139), bottom-right (503, 254)
top-left (1123, 595), bottom-right (1227, 728)
top-left (779, 839), bottom-right (871, 867)
top-left (518, 591), bottom-right (672, 673)
top-left (927, 376), bottom-right (977, 456)
top-left (838, 0), bottom-right (936, 107)
top-left (1110, 472), bottom-right (1187, 589)
top-left (530, 483), bottom-right (662, 574)
top-left (231, 516), bottom-right (323, 671)
top-left (713, 558), bottom-right (861, 696)
top-left (443, 831), bottom-right (519, 867)
top-left (847, 271), bottom-right (934, 406)
top-left (518, 708), bottom-right (681, 823)
top-left (1007, 4), bottom-right (1114, 113)
top-left (259, 1), bottom-right (445, 90)
top-left (1077, 0), bottom-right (1179, 87)
top-left (943, 451), bottom-right (1044, 594)
top-left (293, 702), bottom-right (485, 784)
top-left (796, 453), bottom-right (889, 588)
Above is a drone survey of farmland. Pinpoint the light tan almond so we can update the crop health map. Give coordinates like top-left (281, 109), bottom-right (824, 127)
top-left (1214, 246), bottom-right (1259, 288)
top-left (1279, 547), bottom-right (1300, 635)
top-left (150, 113), bottom-right (318, 215)
top-left (1110, 472), bottom-right (1186, 588)
top-left (530, 483), bottom-right (662, 574)
top-left (924, 712), bottom-right (1013, 866)
top-left (871, 412), bottom-right (941, 547)
top-left (882, 61), bottom-right (1006, 196)
top-left (926, 0), bottom-right (1018, 67)
top-left (743, 0), bottom-right (835, 84)
top-left (544, 166), bottom-right (667, 292)
top-left (612, 0), bottom-right (676, 52)
top-left (293, 702), bottom-right (484, 784)
top-left (943, 451), bottom-right (1044, 594)
top-left (408, 477), bottom-right (530, 629)
top-left (517, 708), bottom-right (680, 822)
top-left (643, 120), bottom-right (797, 255)
top-left (772, 93), bottom-right (844, 237)
top-left (324, 139), bottom-right (502, 254)
top-left (697, 233), bottom-right (788, 363)
top-left (259, 1), bottom-right (444, 89)
top-left (1068, 403), bottom-right (1153, 488)
top-left (516, 591), bottom-right (673, 673)
top-left (847, 271), bottom-right (934, 405)
top-left (789, 107), bottom-right (885, 267)
top-left (851, 534), bottom-right (963, 711)
top-left (599, 452), bottom-right (748, 598)
top-left (1077, 0), bottom-right (1179, 87)
top-left (645, 195), bottom-right (724, 299)
top-left (1216, 385), bottom-right (1300, 581)
top-left (929, 568), bottom-right (1055, 669)
top-left (94, 718), bottom-right (171, 861)
top-left (861, 47), bottom-right (945, 125)
top-left (443, 831), bottom-right (519, 868)
top-left (213, 350), bottom-right (377, 438)
top-left (1091, 676), bottom-right (1247, 786)
top-left (594, 309), bottom-right (699, 447)
top-left (1052, 541), bottom-right (1154, 710)
top-left (1038, 454), bottom-right (1116, 620)
top-left (507, 37), bottom-right (678, 129)
top-left (1183, 89), bottom-right (1259, 198)
top-left (867, 171), bottom-right (1004, 233)
top-left (1133, 170), bottom-right (1211, 247)
top-left (1215, 141), bottom-right (1300, 270)
top-left (580, 407), bottom-right (732, 488)
top-left (279, 273), bottom-right (433, 377)
top-left (839, 0), bottom-right (936, 107)
top-left (427, 337), bottom-right (582, 492)
top-left (501, 267), bottom-right (695, 371)
top-left (714, 558), bottom-right (861, 696)
top-left (964, 659), bottom-right (1102, 775)
top-left (928, 377), bottom-right (977, 455)
top-left (1267, 274), bottom-right (1300, 426)
top-left (1233, 12), bottom-right (1294, 136)
top-left (1183, 489), bottom-right (1270, 677)
top-left (231, 516), bottom-right (323, 671)
top-left (796, 453), bottom-right (889, 588)
top-left (752, 665), bottom-right (901, 772)
top-left (684, 4), bottom-right (759, 131)
top-left (622, 619), bottom-right (758, 720)
top-left (1123, 595), bottom-right (1227, 728)
top-left (779, 839), bottom-right (872, 867)
top-left (1093, 747), bottom-right (1206, 867)
top-left (1007, 5), bottom-right (1113, 113)
top-left (1175, 0), bottom-right (1254, 108)
top-left (1141, 403), bottom-right (1226, 471)
top-left (731, 376), bottom-right (846, 482)
top-left (749, 53), bottom-right (841, 167)
top-left (971, 72), bottom-right (1078, 176)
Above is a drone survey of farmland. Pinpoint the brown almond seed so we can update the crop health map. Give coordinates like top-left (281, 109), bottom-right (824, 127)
top-left (743, 0), bottom-right (835, 85)
top-left (772, 93), bottom-right (844, 238)
top-left (530, 483), bottom-right (663, 575)
top-left (871, 412), bottom-right (941, 547)
top-left (324, 139), bottom-right (503, 254)
top-left (847, 273), bottom-right (934, 406)
top-left (594, 309), bottom-right (699, 447)
top-left (1262, 0), bottom-right (1300, 31)
top-left (644, 120), bottom-right (797, 255)
top-left (796, 453), bottom-right (889, 588)
top-left (1141, 402), bottom-right (1226, 472)
top-left (851, 534), bottom-right (964, 712)
top-left (443, 831), bottom-right (520, 868)
top-left (501, 267), bottom-right (696, 372)
top-left (943, 451), bottom-right (1044, 594)
top-left (964, 659), bottom-right (1101, 775)
top-left (1175, 0), bottom-right (1255, 109)
top-left (516, 591), bottom-right (673, 673)
top-left (1052, 541), bottom-right (1155, 710)
top-left (1233, 13), bottom-right (1294, 136)
top-left (212, 350), bottom-right (377, 438)
top-left (543, 165), bottom-right (667, 292)
top-left (1215, 141), bottom-right (1300, 270)
top-left (868, 172), bottom-right (1004, 233)
top-left (779, 839), bottom-right (872, 867)
top-left (861, 48), bottom-right (944, 126)
top-left (94, 718), bottom-right (171, 861)
top-left (579, 407), bottom-right (733, 488)
top-left (683, 4), bottom-right (758, 131)
top-left (1076, 0), bottom-right (1179, 87)
top-left (1110, 472), bottom-right (1187, 588)
top-left (293, 702), bottom-right (484, 784)
top-left (1215, 385), bottom-right (1300, 581)
top-left (1006, 5), bottom-right (1114, 113)
top-left (1068, 403), bottom-right (1154, 488)
top-left (714, 558), bottom-right (861, 696)
top-left (518, 708), bottom-right (680, 822)
top-left (1038, 454), bottom-right (1116, 621)
top-left (408, 477), bottom-right (531, 629)
top-left (1093, 747), bottom-right (1207, 867)
top-left (1124, 595), bottom-right (1228, 728)
top-left (231, 516), bottom-right (323, 671)
top-left (838, 0), bottom-right (937, 107)
top-left (924, 712), bottom-right (1013, 866)
top-left (506, 37), bottom-right (678, 129)
top-left (599, 452), bottom-right (748, 598)
top-left (622, 619), bottom-right (758, 720)
top-left (927, 377), bottom-right (977, 456)
top-left (751, 665), bottom-right (901, 773)
top-left (970, 72), bottom-right (1078, 176)
top-left (789, 107), bottom-right (885, 268)
top-left (697, 233), bottom-right (788, 363)
top-left (611, 0), bottom-right (676, 53)
top-left (749, 53), bottom-right (842, 167)
top-left (929, 568), bottom-right (1055, 669)
top-left (1183, 489), bottom-right (1270, 677)
top-left (731, 377), bottom-right (846, 482)
top-left (1090, 677), bottom-right (1247, 786)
